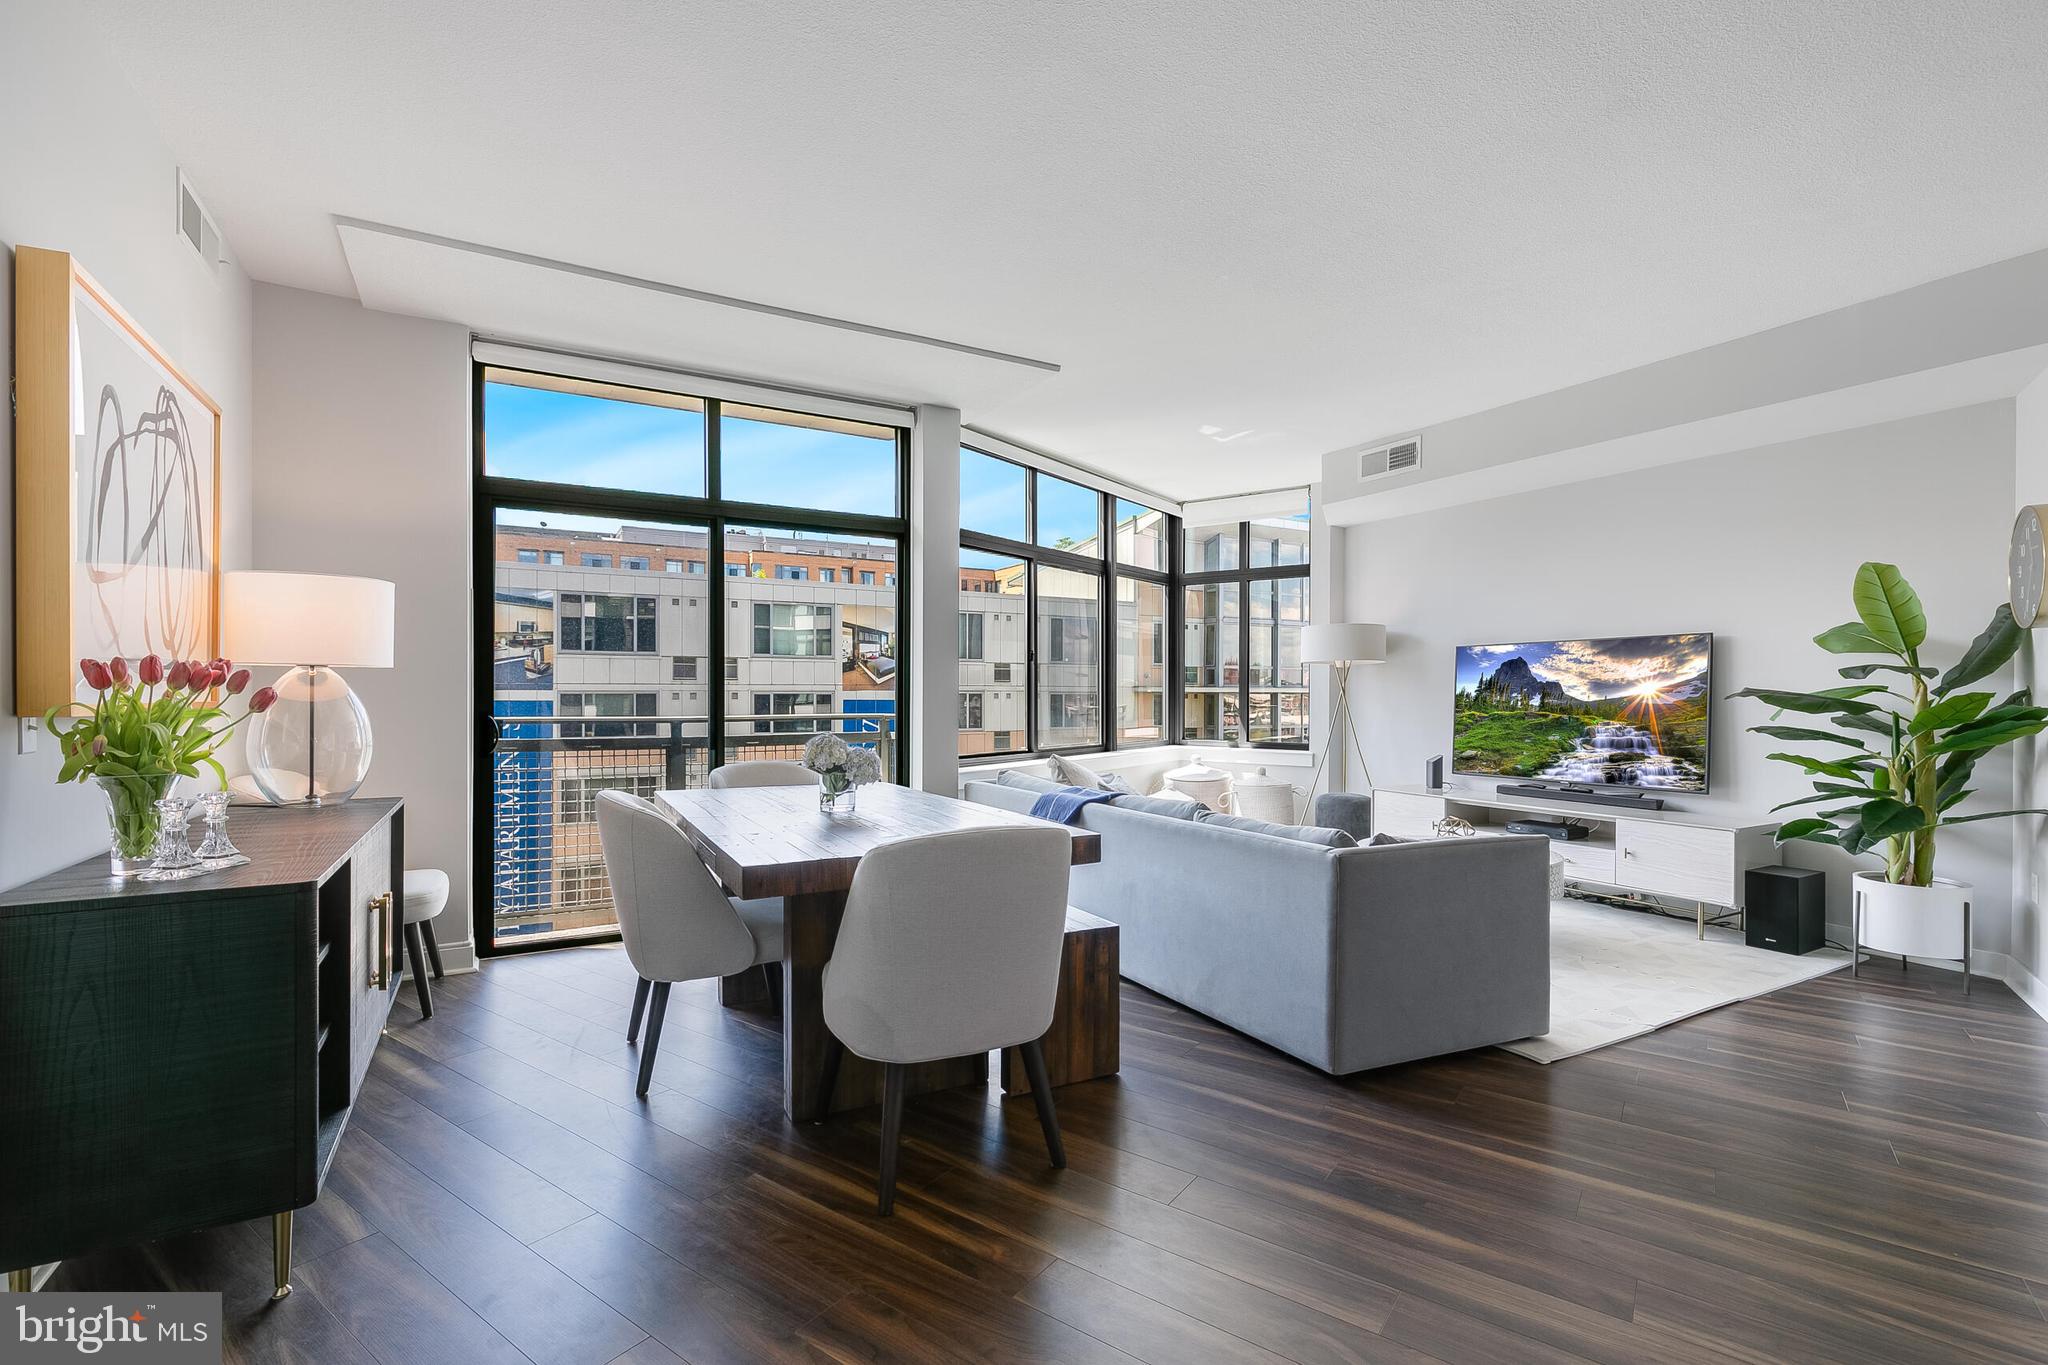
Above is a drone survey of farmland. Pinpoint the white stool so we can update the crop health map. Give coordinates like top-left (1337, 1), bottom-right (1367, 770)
top-left (402, 869), bottom-right (450, 1018)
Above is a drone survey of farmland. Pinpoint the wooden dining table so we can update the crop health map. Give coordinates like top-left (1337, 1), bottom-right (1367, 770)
top-left (655, 781), bottom-right (1102, 1121)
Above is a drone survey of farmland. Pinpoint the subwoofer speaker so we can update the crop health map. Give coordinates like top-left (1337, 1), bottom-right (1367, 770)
top-left (1744, 866), bottom-right (1825, 955)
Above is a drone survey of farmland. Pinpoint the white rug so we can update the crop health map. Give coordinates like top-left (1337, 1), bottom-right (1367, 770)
top-left (1498, 899), bottom-right (1851, 1063)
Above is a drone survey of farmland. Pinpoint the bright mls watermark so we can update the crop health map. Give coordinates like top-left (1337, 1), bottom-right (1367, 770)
top-left (1, 1293), bottom-right (220, 1363)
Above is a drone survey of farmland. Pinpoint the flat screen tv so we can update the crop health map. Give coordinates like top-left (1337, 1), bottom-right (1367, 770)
top-left (1452, 634), bottom-right (1712, 793)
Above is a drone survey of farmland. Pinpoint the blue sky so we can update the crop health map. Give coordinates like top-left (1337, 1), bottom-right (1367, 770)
top-left (485, 382), bottom-right (897, 515)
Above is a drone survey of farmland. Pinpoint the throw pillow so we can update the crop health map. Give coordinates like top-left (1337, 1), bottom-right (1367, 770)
top-left (1366, 831), bottom-right (1415, 846)
top-left (1048, 753), bottom-right (1135, 794)
top-left (1106, 792), bottom-right (1208, 820)
top-left (992, 769), bottom-right (1063, 795)
top-left (1196, 809), bottom-right (1359, 848)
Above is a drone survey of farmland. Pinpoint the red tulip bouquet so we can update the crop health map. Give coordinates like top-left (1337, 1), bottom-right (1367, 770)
top-left (46, 655), bottom-right (278, 873)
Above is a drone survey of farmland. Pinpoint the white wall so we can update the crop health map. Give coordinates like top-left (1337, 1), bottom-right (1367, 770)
top-left (2011, 369), bottom-right (2048, 1011)
top-left (0, 1), bottom-right (254, 891)
top-left (1347, 403), bottom-right (2019, 951)
top-left (251, 285), bottom-right (474, 960)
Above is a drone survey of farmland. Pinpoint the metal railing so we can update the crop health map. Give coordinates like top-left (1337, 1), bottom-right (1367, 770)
top-left (487, 712), bottom-right (894, 947)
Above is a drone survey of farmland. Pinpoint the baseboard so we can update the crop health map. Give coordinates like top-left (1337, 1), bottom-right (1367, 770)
top-left (2003, 951), bottom-right (2048, 1022)
top-left (439, 938), bottom-right (481, 975)
top-left (1821, 921), bottom-right (2046, 1021)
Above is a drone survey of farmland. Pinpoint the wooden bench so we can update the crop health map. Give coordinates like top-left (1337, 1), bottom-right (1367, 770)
top-left (1003, 908), bottom-right (1119, 1093)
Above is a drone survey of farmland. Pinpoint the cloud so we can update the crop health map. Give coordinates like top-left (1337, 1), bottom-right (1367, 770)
top-left (1528, 635), bottom-right (1710, 698)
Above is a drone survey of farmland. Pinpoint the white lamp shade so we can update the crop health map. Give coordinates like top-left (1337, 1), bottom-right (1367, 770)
top-left (222, 571), bottom-right (396, 668)
top-left (1301, 622), bottom-right (1387, 664)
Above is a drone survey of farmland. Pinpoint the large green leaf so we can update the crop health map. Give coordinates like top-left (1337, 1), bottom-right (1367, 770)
top-left (1930, 712), bottom-right (2048, 755)
top-left (1853, 562), bottom-right (1927, 655)
top-left (1907, 691), bottom-right (1993, 737)
top-left (1838, 663), bottom-right (1936, 680)
top-left (1938, 808), bottom-right (2048, 827)
top-left (1833, 814), bottom-right (1869, 854)
top-left (1814, 622), bottom-right (1893, 655)
top-left (1831, 710), bottom-right (1899, 740)
top-left (1857, 797), bottom-right (1929, 845)
top-left (1748, 725), bottom-right (1872, 749)
top-left (1773, 817), bottom-right (1835, 844)
top-left (1768, 782), bottom-right (1877, 813)
top-left (1765, 751), bottom-right (1877, 781)
top-left (1727, 686), bottom-right (1882, 717)
top-left (1936, 603), bottom-right (2024, 695)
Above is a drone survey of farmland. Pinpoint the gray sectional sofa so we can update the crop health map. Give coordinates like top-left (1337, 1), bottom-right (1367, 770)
top-left (965, 771), bottom-right (1550, 1074)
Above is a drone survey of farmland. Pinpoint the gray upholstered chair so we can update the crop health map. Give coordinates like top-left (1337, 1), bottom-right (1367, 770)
top-left (596, 789), bottom-right (785, 1096)
top-left (816, 826), bottom-right (1073, 1214)
top-left (708, 760), bottom-right (815, 789)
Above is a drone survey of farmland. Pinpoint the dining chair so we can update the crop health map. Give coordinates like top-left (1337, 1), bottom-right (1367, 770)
top-left (708, 760), bottom-right (815, 789)
top-left (596, 789), bottom-right (785, 1096)
top-left (817, 825), bottom-right (1073, 1214)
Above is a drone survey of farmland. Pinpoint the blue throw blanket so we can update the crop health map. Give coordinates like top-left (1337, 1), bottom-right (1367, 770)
top-left (1029, 786), bottom-right (1118, 825)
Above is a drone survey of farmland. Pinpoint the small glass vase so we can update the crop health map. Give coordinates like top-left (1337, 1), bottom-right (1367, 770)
top-left (818, 773), bottom-right (857, 816)
top-left (97, 772), bottom-right (180, 877)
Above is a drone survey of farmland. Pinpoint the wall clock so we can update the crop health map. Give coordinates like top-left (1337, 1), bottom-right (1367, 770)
top-left (2011, 504), bottom-right (2048, 628)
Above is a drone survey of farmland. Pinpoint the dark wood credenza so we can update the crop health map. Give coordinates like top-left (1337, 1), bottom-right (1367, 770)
top-left (0, 799), bottom-right (404, 1298)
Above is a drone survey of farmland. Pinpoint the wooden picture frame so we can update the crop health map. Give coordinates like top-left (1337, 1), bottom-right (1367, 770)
top-left (13, 246), bottom-right (222, 715)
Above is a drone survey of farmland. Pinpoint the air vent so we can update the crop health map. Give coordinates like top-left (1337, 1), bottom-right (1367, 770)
top-left (176, 171), bottom-right (225, 272)
top-left (1358, 438), bottom-right (1421, 481)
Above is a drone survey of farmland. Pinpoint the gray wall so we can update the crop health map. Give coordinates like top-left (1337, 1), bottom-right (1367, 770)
top-left (2012, 370), bottom-right (2048, 1003)
top-left (0, 2), bottom-right (254, 890)
top-left (1345, 402), bottom-right (2019, 951)
top-left (251, 285), bottom-right (475, 961)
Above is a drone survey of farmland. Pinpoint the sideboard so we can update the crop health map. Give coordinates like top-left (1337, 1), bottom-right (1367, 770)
top-left (0, 799), bottom-right (405, 1298)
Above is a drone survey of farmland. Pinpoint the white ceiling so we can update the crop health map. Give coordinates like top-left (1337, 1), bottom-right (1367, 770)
top-left (84, 0), bottom-right (2048, 500)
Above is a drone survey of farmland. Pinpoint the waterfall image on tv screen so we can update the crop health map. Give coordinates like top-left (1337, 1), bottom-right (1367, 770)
top-left (1452, 634), bottom-right (1712, 792)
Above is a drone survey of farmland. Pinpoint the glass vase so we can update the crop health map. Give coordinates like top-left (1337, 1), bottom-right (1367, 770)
top-left (97, 772), bottom-right (180, 877)
top-left (818, 772), bottom-right (857, 815)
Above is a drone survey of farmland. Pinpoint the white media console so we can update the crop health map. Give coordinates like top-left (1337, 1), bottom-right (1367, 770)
top-left (1371, 783), bottom-right (1778, 938)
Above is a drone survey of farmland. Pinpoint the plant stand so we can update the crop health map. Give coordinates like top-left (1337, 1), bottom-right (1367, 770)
top-left (1851, 871), bottom-right (1972, 995)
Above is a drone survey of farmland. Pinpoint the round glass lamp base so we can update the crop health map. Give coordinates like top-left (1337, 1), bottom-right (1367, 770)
top-left (245, 666), bottom-right (375, 806)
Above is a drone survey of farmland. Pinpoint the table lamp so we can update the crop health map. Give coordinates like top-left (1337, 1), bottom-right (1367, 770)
top-left (1300, 622), bottom-right (1386, 799)
top-left (223, 571), bottom-right (396, 805)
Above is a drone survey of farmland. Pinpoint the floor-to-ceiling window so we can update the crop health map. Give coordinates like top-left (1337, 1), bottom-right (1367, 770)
top-left (476, 364), bottom-right (909, 953)
top-left (1182, 515), bottom-right (1310, 746)
top-left (957, 445), bottom-right (1173, 758)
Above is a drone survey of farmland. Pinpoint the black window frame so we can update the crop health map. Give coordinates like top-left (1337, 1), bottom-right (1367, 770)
top-left (1180, 519), bottom-right (1311, 750)
top-left (958, 445), bottom-right (1177, 761)
top-left (474, 362), bottom-right (913, 958)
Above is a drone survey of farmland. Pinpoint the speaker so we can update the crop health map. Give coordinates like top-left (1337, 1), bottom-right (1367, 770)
top-left (1424, 755), bottom-right (1444, 789)
top-left (1744, 866), bottom-right (1825, 955)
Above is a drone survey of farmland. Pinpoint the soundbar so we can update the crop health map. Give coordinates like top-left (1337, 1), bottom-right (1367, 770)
top-left (1496, 781), bottom-right (1665, 811)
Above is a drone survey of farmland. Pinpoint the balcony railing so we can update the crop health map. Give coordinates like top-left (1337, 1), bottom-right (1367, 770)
top-left (487, 712), bottom-right (894, 948)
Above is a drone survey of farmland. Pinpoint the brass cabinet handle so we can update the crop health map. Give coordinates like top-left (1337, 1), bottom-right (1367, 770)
top-left (370, 893), bottom-right (394, 988)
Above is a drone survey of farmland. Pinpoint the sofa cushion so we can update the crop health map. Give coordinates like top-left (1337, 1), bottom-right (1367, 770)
top-left (1048, 753), bottom-right (1135, 794)
top-left (1366, 831), bottom-right (1417, 846)
top-left (1107, 792), bottom-right (1207, 820)
top-left (1197, 809), bottom-right (1358, 848)
top-left (993, 769), bottom-right (1063, 795)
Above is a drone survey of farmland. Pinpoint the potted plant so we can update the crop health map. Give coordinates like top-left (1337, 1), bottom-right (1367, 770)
top-left (46, 655), bottom-right (277, 875)
top-left (1733, 562), bottom-right (2048, 968)
top-left (800, 731), bottom-right (882, 815)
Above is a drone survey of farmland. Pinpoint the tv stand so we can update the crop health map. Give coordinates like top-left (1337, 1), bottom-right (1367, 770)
top-left (1496, 781), bottom-right (1665, 811)
top-left (1372, 783), bottom-right (1776, 939)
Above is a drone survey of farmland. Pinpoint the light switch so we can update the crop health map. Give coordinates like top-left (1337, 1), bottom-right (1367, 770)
top-left (18, 717), bottom-right (39, 755)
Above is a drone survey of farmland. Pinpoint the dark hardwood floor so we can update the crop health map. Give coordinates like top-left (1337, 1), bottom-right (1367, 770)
top-left (48, 945), bottom-right (2048, 1364)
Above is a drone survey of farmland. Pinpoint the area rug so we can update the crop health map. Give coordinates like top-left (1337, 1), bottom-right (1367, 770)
top-left (1498, 898), bottom-right (1851, 1063)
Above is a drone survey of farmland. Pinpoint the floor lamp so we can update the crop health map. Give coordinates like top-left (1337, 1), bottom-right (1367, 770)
top-left (1302, 623), bottom-right (1387, 802)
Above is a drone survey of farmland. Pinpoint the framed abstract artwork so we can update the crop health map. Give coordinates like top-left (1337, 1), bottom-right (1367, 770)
top-left (13, 246), bottom-right (221, 715)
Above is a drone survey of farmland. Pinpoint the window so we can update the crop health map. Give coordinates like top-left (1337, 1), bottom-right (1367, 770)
top-left (545, 550), bottom-right (565, 566)
top-left (958, 613), bottom-right (985, 660)
top-left (960, 447), bottom-right (1028, 541)
top-left (859, 570), bottom-right (875, 585)
top-left (775, 564), bottom-right (808, 581)
top-left (821, 568), bottom-right (837, 583)
top-left (559, 773), bottom-right (660, 824)
top-left (621, 556), bottom-right (650, 571)
top-left (993, 663), bottom-right (1012, 683)
top-left (557, 691), bottom-right (658, 738)
top-left (994, 731), bottom-right (1014, 749)
top-left (1116, 499), bottom-right (1168, 572)
top-left (751, 691), bottom-right (832, 733)
top-left (556, 861), bottom-right (613, 907)
top-left (516, 548), bottom-right (540, 564)
top-left (726, 563), bottom-right (744, 577)
top-left (688, 560), bottom-right (704, 574)
top-left (1183, 519), bottom-right (1310, 747)
top-left (959, 692), bottom-right (983, 729)
top-left (1036, 473), bottom-right (1100, 552)
top-left (484, 373), bottom-right (706, 497)
top-left (673, 657), bottom-right (698, 681)
top-left (957, 549), bottom-right (1026, 757)
top-left (720, 403), bottom-right (899, 517)
top-left (1037, 565), bottom-right (1102, 748)
top-left (1117, 577), bottom-right (1168, 745)
top-left (580, 553), bottom-right (612, 569)
top-left (665, 559), bottom-right (684, 573)
top-left (885, 574), bottom-right (896, 587)
top-left (558, 593), bottom-right (657, 653)
top-left (752, 602), bottom-right (833, 656)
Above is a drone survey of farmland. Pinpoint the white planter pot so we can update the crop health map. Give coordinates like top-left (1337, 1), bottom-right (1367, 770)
top-left (1852, 870), bottom-right (1970, 961)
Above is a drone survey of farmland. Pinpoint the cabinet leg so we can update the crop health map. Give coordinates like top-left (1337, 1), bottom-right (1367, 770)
top-left (7, 1268), bottom-right (31, 1292)
top-left (271, 1210), bottom-right (293, 1301)
top-left (1697, 900), bottom-right (1705, 940)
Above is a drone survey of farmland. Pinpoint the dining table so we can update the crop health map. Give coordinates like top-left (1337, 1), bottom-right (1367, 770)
top-left (655, 781), bottom-right (1102, 1120)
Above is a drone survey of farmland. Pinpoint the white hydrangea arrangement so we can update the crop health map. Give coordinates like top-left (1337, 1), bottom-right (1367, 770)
top-left (802, 731), bottom-right (882, 802)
